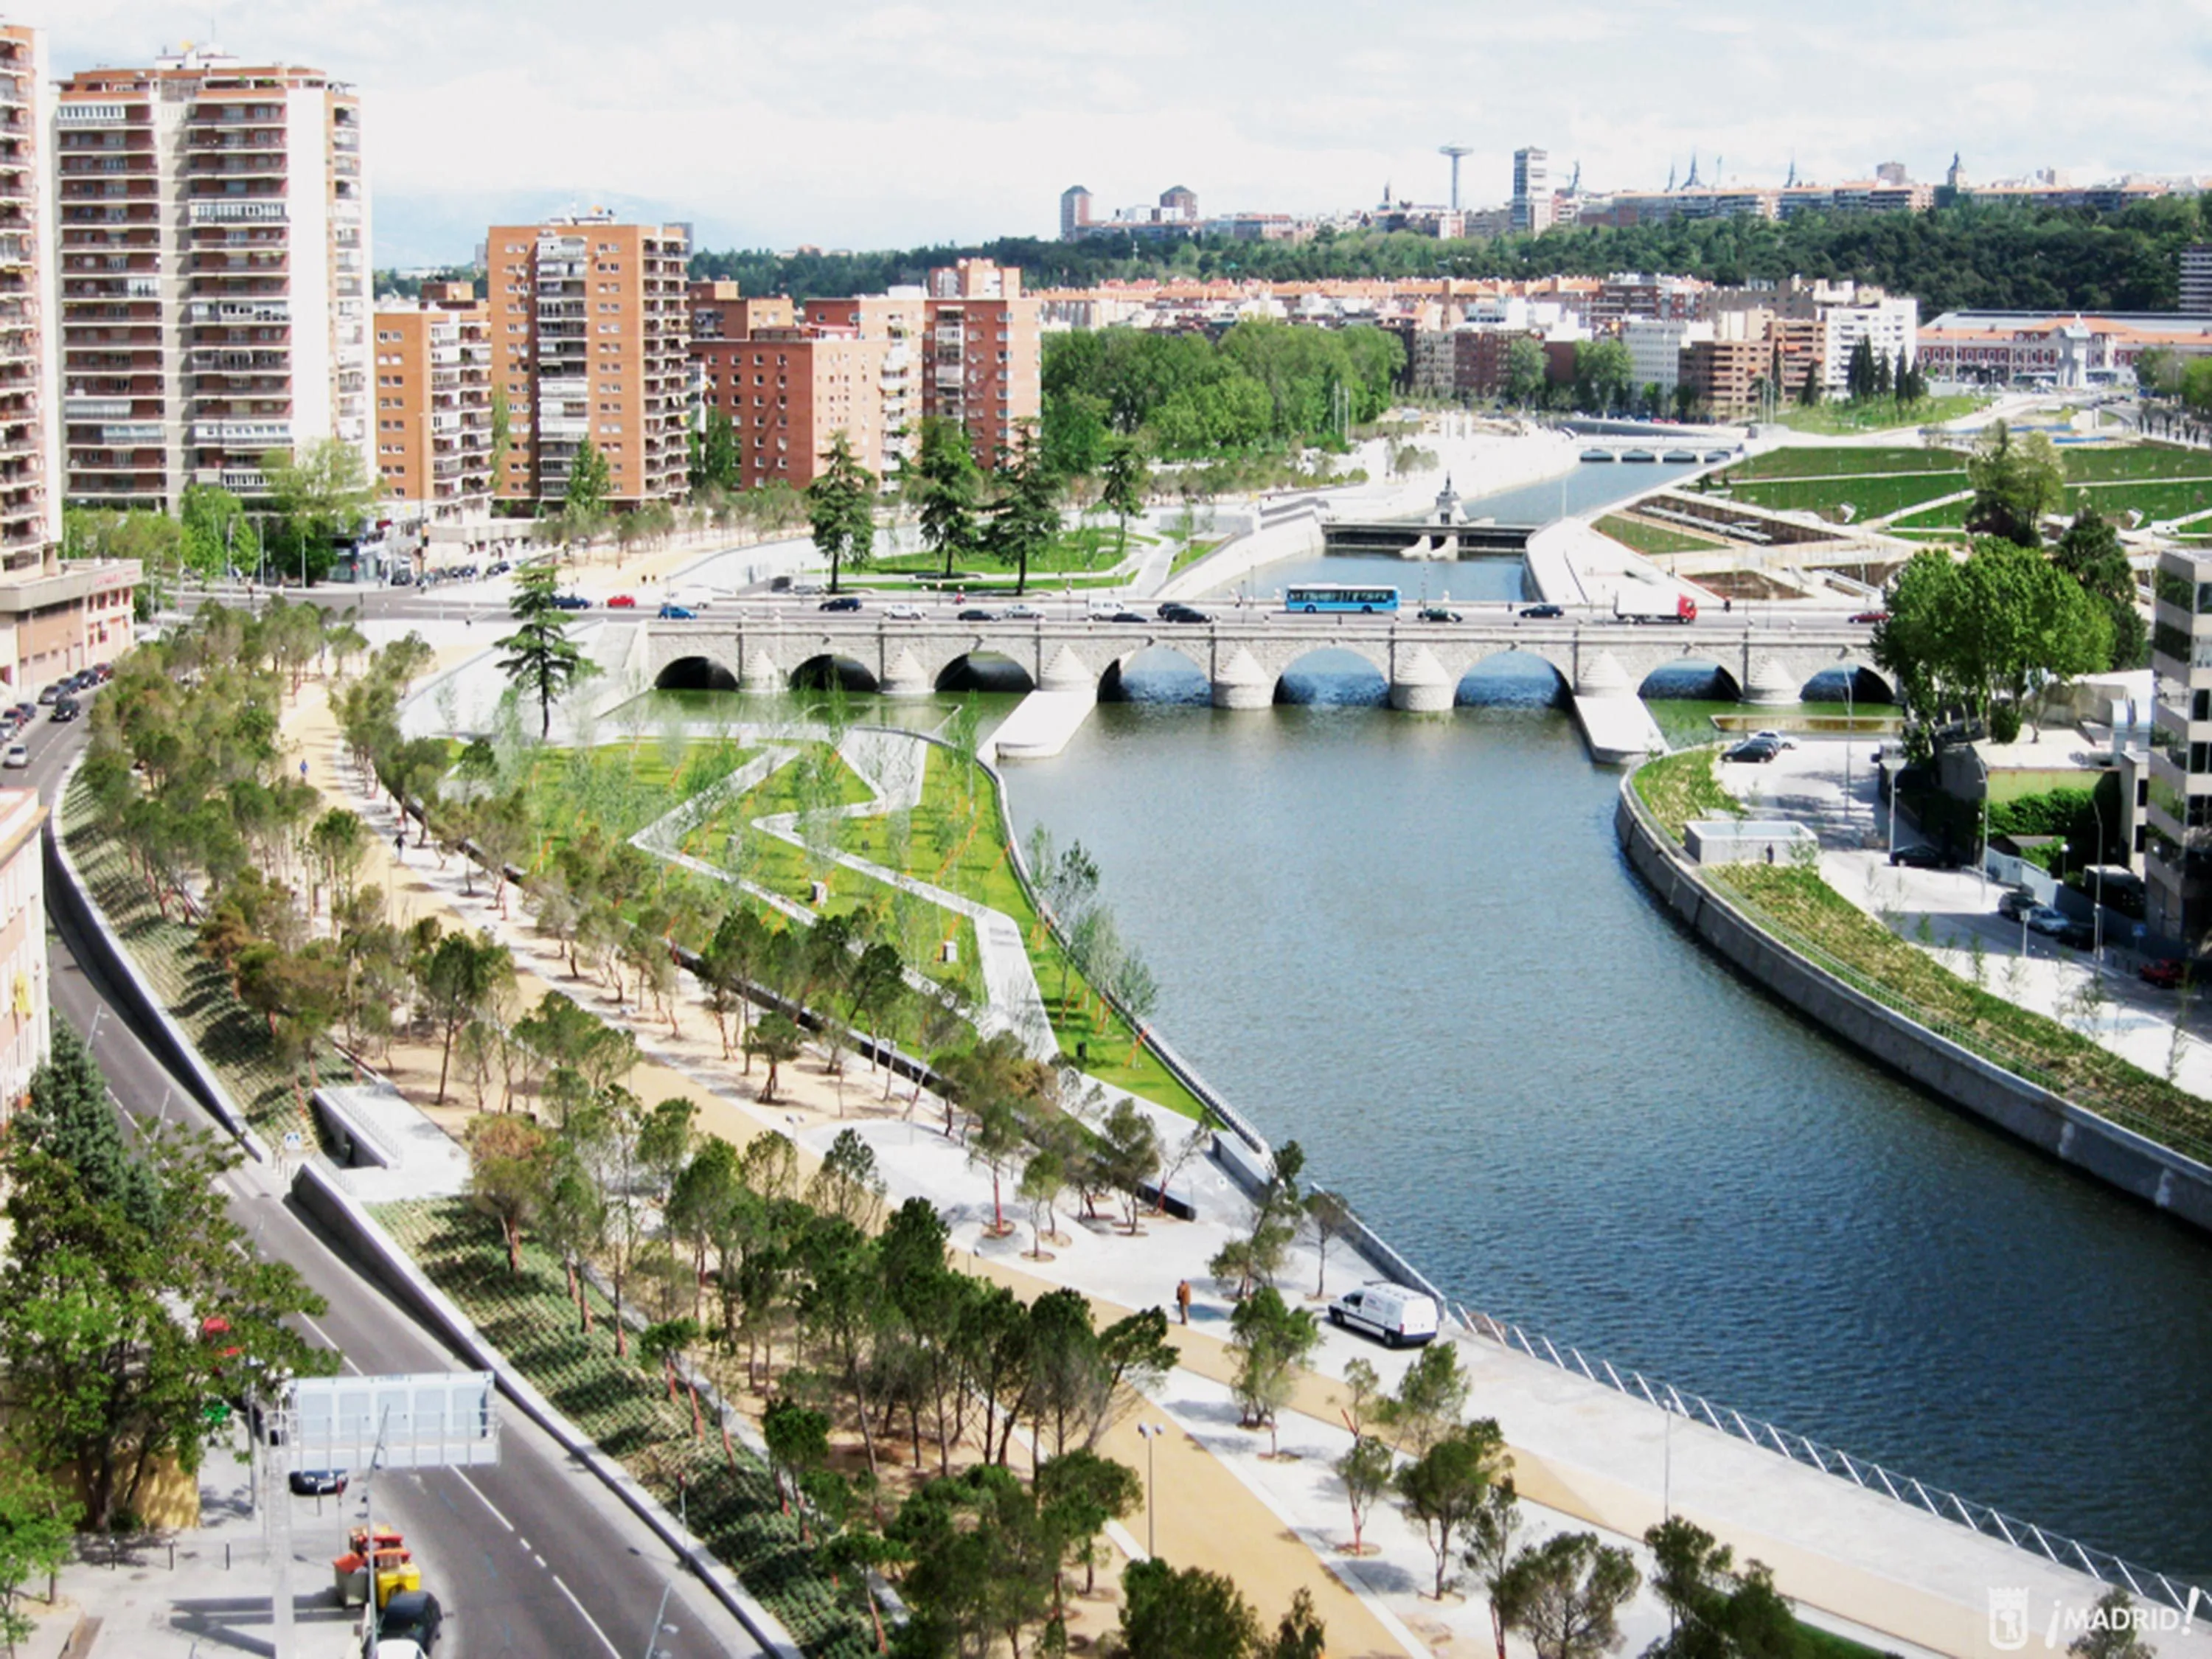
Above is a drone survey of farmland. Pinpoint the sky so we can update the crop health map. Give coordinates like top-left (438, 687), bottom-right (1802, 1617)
top-left (47, 0), bottom-right (2212, 268)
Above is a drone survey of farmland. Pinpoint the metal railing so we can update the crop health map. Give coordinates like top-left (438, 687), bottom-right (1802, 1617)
top-left (1455, 1301), bottom-right (2209, 1613)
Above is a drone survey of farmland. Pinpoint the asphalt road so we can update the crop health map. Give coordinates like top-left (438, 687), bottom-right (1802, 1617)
top-left (27, 720), bottom-right (763, 1659)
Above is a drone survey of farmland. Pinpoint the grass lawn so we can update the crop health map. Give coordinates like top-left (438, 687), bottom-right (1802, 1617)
top-left (1710, 865), bottom-right (2212, 1166)
top-left (1630, 748), bottom-right (1742, 843)
top-left (1768, 393), bottom-right (1988, 437)
top-left (871, 524), bottom-right (1150, 579)
top-left (516, 738), bottom-right (759, 855)
top-left (1166, 536), bottom-right (1230, 581)
top-left (1595, 514), bottom-right (1727, 554)
top-left (1723, 471), bottom-right (1966, 521)
top-left (1726, 446), bottom-right (1958, 481)
top-left (375, 1199), bottom-right (875, 1658)
top-left (2056, 443), bottom-right (2212, 481)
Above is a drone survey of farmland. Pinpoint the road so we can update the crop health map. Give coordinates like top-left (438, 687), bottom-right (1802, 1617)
top-left (25, 720), bottom-right (764, 1659)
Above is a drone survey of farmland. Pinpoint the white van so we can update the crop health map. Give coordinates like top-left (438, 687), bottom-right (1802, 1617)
top-left (1327, 1281), bottom-right (1440, 1349)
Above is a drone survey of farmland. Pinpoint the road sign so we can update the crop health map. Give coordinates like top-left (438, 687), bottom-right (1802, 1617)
top-left (278, 1371), bottom-right (499, 1472)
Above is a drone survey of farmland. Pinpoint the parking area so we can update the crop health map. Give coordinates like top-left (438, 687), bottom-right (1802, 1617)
top-left (1718, 735), bottom-right (2212, 1093)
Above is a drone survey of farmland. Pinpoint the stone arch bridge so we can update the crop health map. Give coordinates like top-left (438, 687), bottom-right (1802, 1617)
top-left (634, 613), bottom-right (1888, 712)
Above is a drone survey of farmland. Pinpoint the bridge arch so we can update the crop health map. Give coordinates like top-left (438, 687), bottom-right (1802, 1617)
top-left (1636, 655), bottom-right (1744, 703)
top-left (790, 654), bottom-right (881, 695)
top-left (1274, 645), bottom-right (1390, 707)
top-left (1100, 642), bottom-right (1209, 703)
top-left (1801, 663), bottom-right (1896, 705)
top-left (935, 650), bottom-right (1037, 695)
top-left (653, 654), bottom-right (740, 693)
top-left (1455, 648), bottom-right (1572, 709)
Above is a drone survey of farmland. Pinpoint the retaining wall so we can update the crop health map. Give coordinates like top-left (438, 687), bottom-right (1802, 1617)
top-left (1615, 779), bottom-right (2212, 1234)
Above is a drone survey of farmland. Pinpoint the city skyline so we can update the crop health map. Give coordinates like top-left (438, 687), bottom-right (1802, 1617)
top-left (43, 0), bottom-right (2212, 266)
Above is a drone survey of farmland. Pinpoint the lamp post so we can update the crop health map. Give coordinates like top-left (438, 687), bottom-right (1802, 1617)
top-left (639, 1581), bottom-right (679, 1659)
top-left (1136, 1423), bottom-right (1166, 1558)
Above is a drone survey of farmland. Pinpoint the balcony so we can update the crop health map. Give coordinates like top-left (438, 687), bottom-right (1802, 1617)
top-left (190, 299), bottom-right (290, 324)
top-left (191, 200), bottom-right (288, 225)
top-left (193, 420), bottom-right (292, 447)
top-left (62, 397), bottom-right (131, 420)
top-left (100, 422), bottom-right (165, 445)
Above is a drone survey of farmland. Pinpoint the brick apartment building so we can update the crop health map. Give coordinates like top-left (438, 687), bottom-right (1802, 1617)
top-left (371, 280), bottom-right (493, 528)
top-left (922, 260), bottom-right (1040, 467)
top-left (695, 327), bottom-right (891, 491)
top-left (484, 213), bottom-right (689, 509)
top-left (0, 24), bottom-right (59, 572)
top-left (55, 45), bottom-right (370, 511)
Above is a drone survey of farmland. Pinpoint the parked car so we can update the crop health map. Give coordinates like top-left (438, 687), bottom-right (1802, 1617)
top-left (389, 568), bottom-right (416, 587)
top-left (2140, 959), bottom-right (2189, 990)
top-left (1888, 844), bottom-right (1951, 869)
top-left (551, 594), bottom-right (591, 611)
top-left (1326, 1281), bottom-right (1440, 1349)
top-left (1997, 889), bottom-right (2039, 922)
top-left (11, 703), bottom-right (33, 724)
top-left (957, 608), bottom-right (997, 622)
top-left (92, 662), bottom-right (113, 683)
top-left (378, 1590), bottom-right (442, 1652)
top-left (787, 580), bottom-right (824, 596)
top-left (886, 603), bottom-right (925, 621)
top-left (35, 685), bottom-right (58, 706)
top-left (2056, 919), bottom-right (2098, 950)
top-left (818, 595), bottom-right (863, 612)
top-left (49, 699), bottom-right (80, 723)
top-left (1417, 605), bottom-right (1463, 622)
top-left (605, 594), bottom-right (638, 608)
top-left (1, 744), bottom-right (26, 769)
top-left (655, 603), bottom-right (696, 619)
top-left (1003, 604), bottom-right (1044, 620)
top-left (288, 1469), bottom-right (347, 1498)
top-left (2025, 905), bottom-right (2072, 937)
top-left (1850, 610), bottom-right (1890, 625)
top-left (485, 560), bottom-right (512, 577)
top-left (1723, 738), bottom-right (1780, 764)
top-left (1518, 603), bottom-right (1565, 619)
top-left (1749, 730), bottom-right (1797, 749)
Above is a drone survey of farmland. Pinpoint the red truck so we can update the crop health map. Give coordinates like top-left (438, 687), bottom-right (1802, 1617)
top-left (1613, 591), bottom-right (1699, 625)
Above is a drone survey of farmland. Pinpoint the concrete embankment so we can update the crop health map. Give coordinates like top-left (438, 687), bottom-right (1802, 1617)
top-left (1615, 774), bottom-right (2212, 1234)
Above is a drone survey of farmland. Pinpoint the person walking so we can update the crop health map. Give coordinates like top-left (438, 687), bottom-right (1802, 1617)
top-left (393, 829), bottom-right (406, 864)
top-left (1175, 1279), bottom-right (1192, 1326)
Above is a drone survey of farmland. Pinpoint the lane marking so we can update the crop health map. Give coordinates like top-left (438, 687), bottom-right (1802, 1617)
top-left (550, 1570), bottom-right (625, 1659)
top-left (297, 1315), bottom-right (362, 1375)
top-left (451, 1470), bottom-right (516, 1533)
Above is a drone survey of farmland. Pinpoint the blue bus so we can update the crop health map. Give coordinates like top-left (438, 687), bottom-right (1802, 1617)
top-left (1284, 584), bottom-right (1400, 614)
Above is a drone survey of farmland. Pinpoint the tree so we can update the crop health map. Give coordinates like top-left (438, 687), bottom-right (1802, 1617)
top-left (2053, 507), bottom-right (2146, 669)
top-left (2067, 1588), bottom-right (2160, 1659)
top-left (1397, 1416), bottom-right (1509, 1599)
top-left (1036, 1448), bottom-right (1142, 1598)
top-left (1099, 436), bottom-right (1150, 559)
top-left (178, 482), bottom-right (258, 583)
top-left (565, 436), bottom-right (613, 524)
top-left (419, 931), bottom-right (515, 1104)
top-left (1304, 1188), bottom-right (1355, 1298)
top-left (497, 562), bottom-right (595, 738)
top-left (1492, 1531), bottom-right (1639, 1659)
top-left (1381, 1338), bottom-right (1470, 1458)
top-left (465, 1113), bottom-right (554, 1273)
top-left (1226, 1286), bottom-right (1319, 1455)
top-left (1463, 1482), bottom-right (1523, 1659)
top-left (691, 408), bottom-right (742, 494)
top-left (0, 1466), bottom-right (74, 1657)
top-left (1966, 420), bottom-right (2065, 546)
top-left (1262, 1589), bottom-right (1326, 1659)
top-left (260, 439), bottom-right (374, 583)
top-left (1571, 340), bottom-right (1634, 414)
top-left (984, 428), bottom-right (1061, 597)
top-left (489, 383), bottom-right (513, 488)
top-left (806, 430), bottom-right (877, 594)
top-left (1097, 1099), bottom-right (1161, 1231)
top-left (1503, 335), bottom-right (1548, 407)
top-left (17, 1024), bottom-right (157, 1231)
top-left (1112, 1558), bottom-right (1261, 1659)
top-left (1335, 1434), bottom-right (1394, 1557)
top-left (914, 417), bottom-right (983, 580)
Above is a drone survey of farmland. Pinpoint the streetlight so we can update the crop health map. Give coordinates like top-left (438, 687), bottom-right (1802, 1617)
top-left (639, 1581), bottom-right (679, 1659)
top-left (1136, 1423), bottom-right (1166, 1558)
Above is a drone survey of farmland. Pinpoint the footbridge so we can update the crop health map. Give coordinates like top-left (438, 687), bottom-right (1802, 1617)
top-left (637, 611), bottom-right (1885, 723)
top-left (1318, 520), bottom-right (1538, 557)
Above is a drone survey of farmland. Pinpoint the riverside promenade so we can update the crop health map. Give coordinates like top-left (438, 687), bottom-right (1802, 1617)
top-left (282, 624), bottom-right (2210, 1658)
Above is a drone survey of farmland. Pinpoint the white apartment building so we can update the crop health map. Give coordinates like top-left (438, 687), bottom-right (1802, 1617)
top-left (55, 46), bottom-right (371, 512)
top-left (1817, 294), bottom-right (1919, 396)
top-left (1623, 317), bottom-right (1713, 397)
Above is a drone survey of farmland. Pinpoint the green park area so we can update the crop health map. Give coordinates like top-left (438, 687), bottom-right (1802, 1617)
top-left (1767, 392), bottom-right (1988, 437)
top-left (1632, 751), bottom-right (2212, 1168)
top-left (1593, 514), bottom-right (1727, 556)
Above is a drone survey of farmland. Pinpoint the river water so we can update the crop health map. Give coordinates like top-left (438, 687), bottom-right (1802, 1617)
top-left (994, 458), bottom-right (2212, 1582)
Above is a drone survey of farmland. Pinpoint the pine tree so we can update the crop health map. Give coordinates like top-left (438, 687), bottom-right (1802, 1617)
top-left (805, 431), bottom-right (877, 594)
top-left (18, 1023), bottom-right (158, 1231)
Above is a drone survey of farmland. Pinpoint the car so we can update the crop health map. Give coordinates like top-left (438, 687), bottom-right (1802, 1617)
top-left (485, 560), bottom-right (512, 577)
top-left (10, 703), bottom-right (32, 724)
top-left (1518, 603), bottom-right (1565, 619)
top-left (1326, 1281), bottom-right (1441, 1349)
top-left (551, 594), bottom-right (591, 611)
top-left (1997, 889), bottom-right (2039, 922)
top-left (1107, 611), bottom-right (1147, 623)
top-left (1161, 603), bottom-right (1210, 624)
top-left (378, 1590), bottom-right (443, 1652)
top-left (49, 699), bottom-right (79, 723)
top-left (1722, 738), bottom-right (1780, 764)
top-left (288, 1469), bottom-right (347, 1498)
top-left (91, 663), bottom-right (111, 683)
top-left (956, 608), bottom-right (997, 622)
top-left (1, 744), bottom-right (24, 769)
top-left (389, 568), bottom-right (416, 587)
top-left (1749, 730), bottom-right (1798, 749)
top-left (788, 580), bottom-right (825, 596)
top-left (605, 594), bottom-right (638, 608)
top-left (2140, 959), bottom-right (2189, 990)
top-left (2025, 905), bottom-right (2072, 937)
top-left (1850, 610), bottom-right (1890, 625)
top-left (2056, 919), bottom-right (2098, 950)
top-left (1003, 604), bottom-right (1044, 620)
top-left (655, 603), bottom-right (696, 619)
top-left (886, 604), bottom-right (925, 621)
top-left (1888, 845), bottom-right (1952, 868)
top-left (818, 595), bottom-right (863, 612)
top-left (1418, 605), bottom-right (1463, 622)
top-left (35, 685), bottom-right (57, 706)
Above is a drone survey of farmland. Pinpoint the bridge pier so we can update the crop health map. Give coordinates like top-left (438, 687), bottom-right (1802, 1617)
top-left (1742, 655), bottom-right (1798, 706)
top-left (880, 647), bottom-right (933, 699)
top-left (1388, 645), bottom-right (1455, 713)
top-left (1210, 645), bottom-right (1273, 709)
top-left (740, 647), bottom-right (781, 695)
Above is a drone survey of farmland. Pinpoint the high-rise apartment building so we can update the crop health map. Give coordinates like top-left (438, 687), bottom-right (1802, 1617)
top-left (690, 279), bottom-right (793, 341)
top-left (2149, 549), bottom-right (2212, 945)
top-left (1512, 147), bottom-right (1553, 235)
top-left (55, 46), bottom-right (370, 512)
top-left (0, 24), bottom-right (58, 568)
top-left (371, 281), bottom-right (493, 526)
top-left (485, 213), bottom-right (689, 509)
top-left (2180, 245), bottom-right (2212, 318)
top-left (697, 328), bottom-right (890, 491)
top-left (802, 291), bottom-right (924, 475)
top-left (922, 260), bottom-right (1040, 467)
top-left (1059, 186), bottom-right (1093, 241)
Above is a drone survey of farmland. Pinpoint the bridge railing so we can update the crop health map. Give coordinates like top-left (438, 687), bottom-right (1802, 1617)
top-left (1454, 1302), bottom-right (2208, 1613)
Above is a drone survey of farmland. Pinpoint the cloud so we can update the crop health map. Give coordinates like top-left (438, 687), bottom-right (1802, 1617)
top-left (44, 0), bottom-right (2212, 266)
